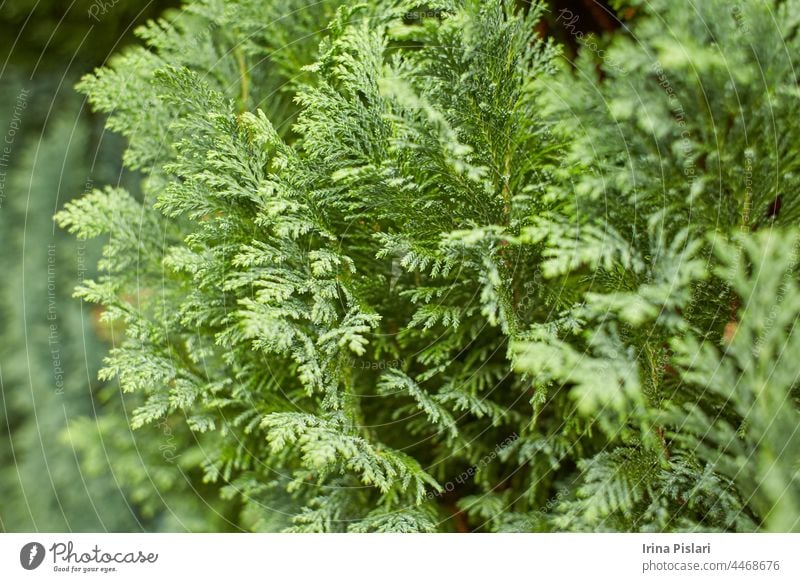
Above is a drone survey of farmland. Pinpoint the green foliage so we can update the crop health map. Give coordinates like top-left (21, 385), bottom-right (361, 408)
top-left (511, 0), bottom-right (800, 532)
top-left (665, 230), bottom-right (800, 531)
top-left (0, 0), bottom-right (224, 530)
top-left (0, 0), bottom-right (179, 72)
top-left (0, 88), bottom-right (142, 531)
top-left (56, 0), bottom-right (800, 532)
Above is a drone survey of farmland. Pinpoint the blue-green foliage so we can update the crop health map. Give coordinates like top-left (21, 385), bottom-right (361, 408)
top-left (0, 83), bottom-right (143, 531)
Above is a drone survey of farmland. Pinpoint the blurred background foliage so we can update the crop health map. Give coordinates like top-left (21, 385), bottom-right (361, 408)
top-left (0, 0), bottom-right (232, 532)
top-left (0, 0), bottom-right (625, 532)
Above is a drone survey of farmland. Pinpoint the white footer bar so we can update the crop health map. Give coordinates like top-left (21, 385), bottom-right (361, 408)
top-left (1, 533), bottom-right (797, 581)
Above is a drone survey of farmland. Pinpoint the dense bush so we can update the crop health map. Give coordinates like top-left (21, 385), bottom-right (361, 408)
top-left (56, 0), bottom-right (800, 532)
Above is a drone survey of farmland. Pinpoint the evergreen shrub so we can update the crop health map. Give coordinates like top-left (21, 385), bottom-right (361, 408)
top-left (56, 0), bottom-right (800, 532)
